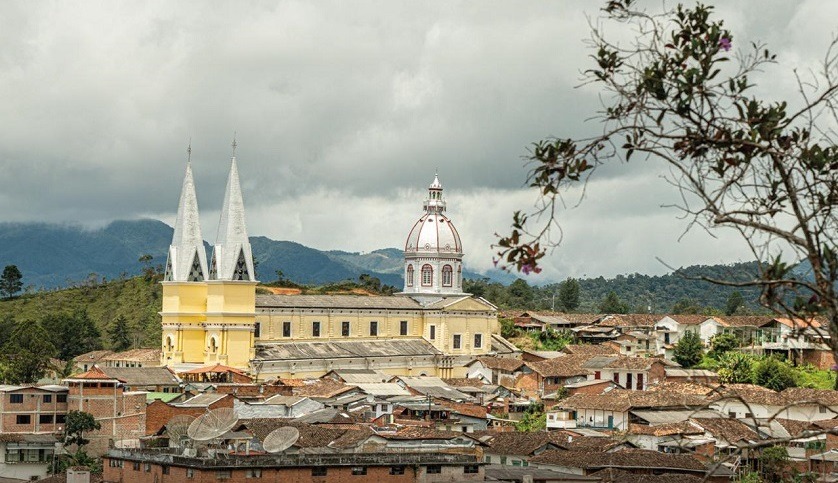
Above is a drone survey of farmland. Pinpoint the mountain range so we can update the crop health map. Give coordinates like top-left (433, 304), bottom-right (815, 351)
top-left (0, 219), bottom-right (516, 290)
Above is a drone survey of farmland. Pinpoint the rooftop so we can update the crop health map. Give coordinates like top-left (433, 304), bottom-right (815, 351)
top-left (255, 338), bottom-right (440, 361)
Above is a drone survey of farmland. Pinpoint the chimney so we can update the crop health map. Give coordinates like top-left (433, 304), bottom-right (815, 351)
top-left (67, 466), bottom-right (91, 483)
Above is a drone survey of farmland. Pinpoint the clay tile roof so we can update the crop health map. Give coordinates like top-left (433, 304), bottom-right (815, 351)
top-left (530, 355), bottom-right (591, 378)
top-left (102, 348), bottom-right (162, 362)
top-left (473, 357), bottom-right (527, 372)
top-left (529, 448), bottom-right (707, 472)
top-left (483, 431), bottom-right (557, 456)
top-left (590, 469), bottom-right (705, 483)
top-left (66, 365), bottom-right (123, 382)
top-left (562, 344), bottom-right (619, 356)
top-left (712, 384), bottom-right (785, 406)
top-left (628, 421), bottom-right (703, 437)
top-left (598, 314), bottom-right (660, 328)
top-left (72, 350), bottom-right (114, 363)
top-left (690, 417), bottom-right (758, 444)
top-left (772, 317), bottom-right (823, 329)
top-left (292, 379), bottom-right (356, 398)
top-left (442, 378), bottom-right (488, 388)
top-left (646, 382), bottom-right (717, 396)
top-left (181, 364), bottom-right (248, 376)
top-left (782, 387), bottom-right (838, 406)
top-left (772, 418), bottom-right (813, 438)
top-left (442, 401), bottom-right (487, 419)
top-left (713, 316), bottom-right (773, 327)
top-left (237, 419), bottom-right (349, 448)
top-left (559, 390), bottom-right (709, 413)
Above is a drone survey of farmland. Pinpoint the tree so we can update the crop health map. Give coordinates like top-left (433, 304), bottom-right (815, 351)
top-left (598, 291), bottom-right (628, 314)
top-left (725, 291), bottom-right (745, 316)
top-left (1, 322), bottom-right (57, 383)
top-left (717, 352), bottom-right (755, 384)
top-left (499, 317), bottom-right (518, 339)
top-left (62, 410), bottom-right (101, 448)
top-left (494, 0), bottom-right (838, 359)
top-left (759, 446), bottom-right (791, 483)
top-left (514, 401), bottom-right (546, 432)
top-left (40, 310), bottom-right (102, 361)
top-left (672, 298), bottom-right (701, 315)
top-left (0, 265), bottom-right (23, 300)
top-left (507, 278), bottom-right (534, 308)
top-left (708, 333), bottom-right (741, 359)
top-left (557, 278), bottom-right (581, 311)
top-left (109, 315), bottom-right (132, 352)
top-left (753, 357), bottom-right (797, 391)
top-left (673, 331), bottom-right (704, 368)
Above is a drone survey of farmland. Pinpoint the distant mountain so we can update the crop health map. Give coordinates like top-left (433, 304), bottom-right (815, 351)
top-left (0, 220), bottom-right (512, 290)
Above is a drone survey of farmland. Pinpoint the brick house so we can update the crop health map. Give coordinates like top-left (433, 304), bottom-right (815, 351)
top-left (145, 393), bottom-right (236, 435)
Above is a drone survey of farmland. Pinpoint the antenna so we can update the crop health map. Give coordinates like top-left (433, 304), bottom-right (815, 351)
top-left (187, 407), bottom-right (239, 442)
top-left (187, 139), bottom-right (192, 163)
top-left (166, 415), bottom-right (195, 447)
top-left (232, 132), bottom-right (237, 157)
top-left (262, 427), bottom-right (300, 454)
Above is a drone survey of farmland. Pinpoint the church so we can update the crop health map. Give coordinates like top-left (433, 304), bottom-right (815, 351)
top-left (159, 148), bottom-right (502, 380)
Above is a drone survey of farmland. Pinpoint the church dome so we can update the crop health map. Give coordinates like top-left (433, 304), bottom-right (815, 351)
top-left (405, 212), bottom-right (462, 254)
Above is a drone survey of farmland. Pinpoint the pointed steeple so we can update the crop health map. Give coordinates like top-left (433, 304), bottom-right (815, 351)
top-left (164, 150), bottom-right (209, 282)
top-left (210, 140), bottom-right (255, 281)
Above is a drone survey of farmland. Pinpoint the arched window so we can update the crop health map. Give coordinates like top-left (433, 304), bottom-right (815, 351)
top-left (442, 265), bottom-right (453, 287)
top-left (421, 264), bottom-right (433, 286)
top-left (165, 336), bottom-right (174, 352)
top-left (209, 337), bottom-right (218, 353)
top-left (406, 265), bottom-right (414, 287)
top-left (457, 265), bottom-right (462, 287)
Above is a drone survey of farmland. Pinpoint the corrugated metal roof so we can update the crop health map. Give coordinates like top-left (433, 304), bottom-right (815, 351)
top-left (255, 338), bottom-right (440, 361)
top-left (256, 294), bottom-right (422, 310)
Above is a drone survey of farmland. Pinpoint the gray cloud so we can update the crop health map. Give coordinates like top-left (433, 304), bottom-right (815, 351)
top-left (0, 1), bottom-right (833, 281)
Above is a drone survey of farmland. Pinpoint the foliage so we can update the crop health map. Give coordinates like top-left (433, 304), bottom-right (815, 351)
top-left (1, 322), bottom-right (57, 383)
top-left (598, 291), bottom-right (628, 314)
top-left (672, 298), bottom-right (702, 315)
top-left (109, 315), bottom-right (132, 351)
top-left (673, 331), bottom-right (704, 368)
top-left (726, 291), bottom-right (746, 315)
top-left (557, 278), bottom-right (581, 311)
top-left (1, 265), bottom-right (23, 299)
top-left (708, 333), bottom-right (742, 359)
top-left (507, 279), bottom-right (535, 308)
top-left (63, 410), bottom-right (101, 448)
top-left (50, 449), bottom-right (102, 475)
top-left (514, 402), bottom-right (546, 432)
top-left (499, 317), bottom-right (518, 339)
top-left (759, 446), bottom-right (790, 483)
top-left (717, 352), bottom-right (756, 384)
top-left (495, 0), bottom-right (838, 360)
top-left (752, 357), bottom-right (798, 391)
top-left (795, 364), bottom-right (836, 390)
top-left (531, 328), bottom-right (574, 351)
top-left (40, 310), bottom-right (102, 361)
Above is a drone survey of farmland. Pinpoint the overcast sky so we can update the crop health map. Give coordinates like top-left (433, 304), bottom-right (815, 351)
top-left (0, 0), bottom-right (835, 283)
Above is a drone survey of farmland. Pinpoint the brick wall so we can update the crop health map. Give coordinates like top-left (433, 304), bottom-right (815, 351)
top-left (0, 389), bottom-right (68, 433)
top-left (803, 349), bottom-right (837, 370)
top-left (145, 395), bottom-right (235, 435)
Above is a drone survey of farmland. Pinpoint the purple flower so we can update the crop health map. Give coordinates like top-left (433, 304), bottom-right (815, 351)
top-left (832, 364), bottom-right (838, 371)
top-left (718, 37), bottom-right (731, 52)
top-left (521, 264), bottom-right (533, 275)
top-left (492, 258), bottom-right (499, 268)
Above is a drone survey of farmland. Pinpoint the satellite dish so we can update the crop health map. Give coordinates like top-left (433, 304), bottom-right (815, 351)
top-left (262, 427), bottom-right (300, 453)
top-left (166, 415), bottom-right (195, 447)
top-left (187, 408), bottom-right (239, 442)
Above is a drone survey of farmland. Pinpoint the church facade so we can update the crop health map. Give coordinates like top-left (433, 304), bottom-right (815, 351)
top-left (160, 151), bottom-right (499, 380)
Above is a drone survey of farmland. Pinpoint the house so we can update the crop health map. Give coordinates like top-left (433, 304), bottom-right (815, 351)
top-left (100, 366), bottom-right (181, 392)
top-left (465, 357), bottom-right (530, 387)
top-left (581, 355), bottom-right (675, 391)
top-left (529, 448), bottom-right (717, 480)
top-left (101, 348), bottom-right (163, 368)
top-left (571, 326), bottom-right (621, 343)
top-left (529, 355), bottom-right (591, 395)
top-left (605, 331), bottom-right (657, 357)
top-left (145, 393), bottom-right (236, 435)
top-left (481, 431), bottom-right (564, 466)
top-left (663, 368), bottom-right (718, 384)
top-left (323, 369), bottom-right (391, 384)
top-left (178, 363), bottom-right (253, 384)
top-left (653, 315), bottom-right (712, 356)
top-left (707, 384), bottom-right (836, 422)
top-left (0, 433), bottom-right (60, 481)
top-left (698, 315), bottom-right (773, 346)
top-left (72, 350), bottom-right (114, 372)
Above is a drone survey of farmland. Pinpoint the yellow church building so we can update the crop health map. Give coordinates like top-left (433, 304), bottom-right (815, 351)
top-left (160, 148), bottom-right (503, 380)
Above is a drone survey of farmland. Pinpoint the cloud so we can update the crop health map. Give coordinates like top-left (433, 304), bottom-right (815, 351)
top-left (0, 1), bottom-right (832, 282)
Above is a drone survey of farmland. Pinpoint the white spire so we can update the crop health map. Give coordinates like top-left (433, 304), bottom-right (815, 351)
top-left (165, 155), bottom-right (209, 282)
top-left (210, 145), bottom-right (255, 281)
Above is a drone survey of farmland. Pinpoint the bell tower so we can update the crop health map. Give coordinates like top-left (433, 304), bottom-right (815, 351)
top-left (206, 139), bottom-right (258, 368)
top-left (161, 147), bottom-right (209, 366)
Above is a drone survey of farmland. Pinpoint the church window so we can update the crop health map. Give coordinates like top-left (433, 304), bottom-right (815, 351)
top-left (453, 334), bottom-right (462, 349)
top-left (282, 322), bottom-right (291, 338)
top-left (442, 265), bottom-right (453, 287)
top-left (429, 325), bottom-right (436, 340)
top-left (233, 248), bottom-right (250, 281)
top-left (312, 321), bottom-right (321, 337)
top-left (254, 323), bottom-right (261, 338)
top-left (209, 255), bottom-right (217, 280)
top-left (370, 321), bottom-right (378, 336)
top-left (342, 321), bottom-right (350, 337)
top-left (457, 266), bottom-right (462, 286)
top-left (187, 251), bottom-right (204, 282)
top-left (164, 258), bottom-right (173, 281)
top-left (407, 265), bottom-right (414, 287)
top-left (400, 321), bottom-right (408, 336)
top-left (421, 265), bottom-right (433, 286)
top-left (474, 333), bottom-right (482, 349)
top-left (209, 337), bottom-right (218, 353)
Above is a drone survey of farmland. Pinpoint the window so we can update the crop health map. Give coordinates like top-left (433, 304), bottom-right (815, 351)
top-left (254, 322), bottom-right (261, 338)
top-left (16, 415), bottom-right (30, 425)
top-left (453, 334), bottom-right (461, 349)
top-left (162, 466), bottom-right (170, 475)
top-left (474, 333), bottom-right (482, 349)
top-left (421, 264), bottom-right (433, 286)
top-left (370, 321), bottom-right (378, 336)
top-left (406, 265), bottom-right (414, 287)
top-left (400, 320), bottom-right (408, 336)
top-left (9, 394), bottom-right (22, 404)
top-left (820, 405), bottom-right (828, 414)
top-left (626, 345), bottom-right (632, 352)
top-left (312, 321), bottom-right (321, 337)
top-left (442, 265), bottom-right (453, 286)
top-left (429, 325), bottom-right (436, 340)
top-left (500, 456), bottom-right (507, 465)
top-left (282, 321), bottom-right (291, 338)
top-left (39, 414), bottom-right (53, 424)
top-left (636, 373), bottom-right (644, 390)
top-left (342, 321), bottom-right (350, 337)
top-left (187, 468), bottom-right (195, 478)
top-left (626, 373), bottom-right (633, 389)
top-left (613, 373), bottom-right (619, 383)
top-left (246, 469), bottom-right (262, 478)
top-left (312, 467), bottom-right (327, 476)
top-left (390, 466), bottom-right (406, 475)
top-left (57, 394), bottom-right (67, 403)
top-left (351, 466), bottom-right (367, 475)
top-left (216, 470), bottom-right (232, 479)
top-left (56, 414), bottom-right (66, 424)
top-left (427, 465), bottom-right (442, 474)
top-left (133, 462), bottom-right (141, 471)
top-left (464, 465), bottom-right (479, 474)
top-left (664, 333), bottom-right (671, 345)
top-left (144, 463), bottom-right (151, 472)
top-left (43, 394), bottom-right (52, 403)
